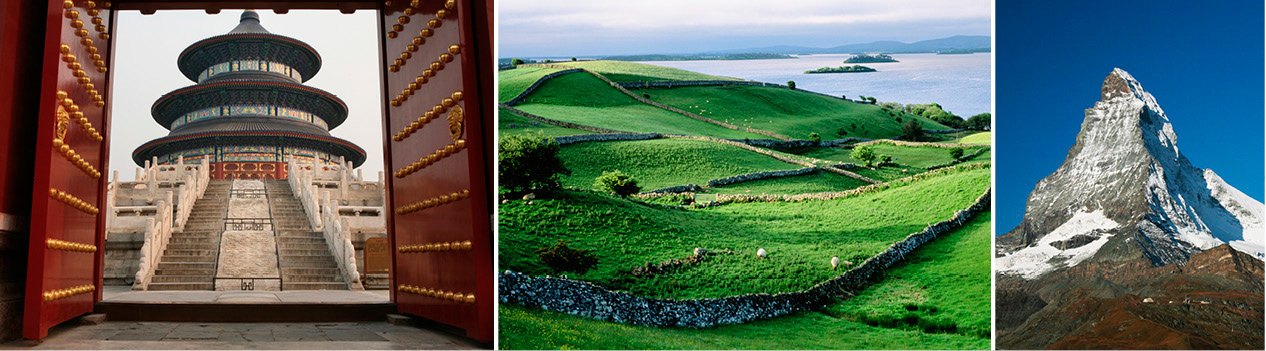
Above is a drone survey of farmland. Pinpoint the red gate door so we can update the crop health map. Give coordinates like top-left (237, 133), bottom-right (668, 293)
top-left (23, 0), bottom-right (114, 340)
top-left (378, 0), bottom-right (493, 342)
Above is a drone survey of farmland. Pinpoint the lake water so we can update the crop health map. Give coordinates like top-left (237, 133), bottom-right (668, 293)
top-left (635, 53), bottom-right (991, 117)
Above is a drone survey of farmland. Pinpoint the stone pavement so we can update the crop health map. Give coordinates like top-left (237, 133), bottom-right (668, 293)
top-left (1, 321), bottom-right (486, 350)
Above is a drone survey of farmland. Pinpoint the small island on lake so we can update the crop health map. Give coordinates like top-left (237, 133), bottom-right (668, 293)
top-left (844, 53), bottom-right (898, 63)
top-left (804, 64), bottom-right (877, 74)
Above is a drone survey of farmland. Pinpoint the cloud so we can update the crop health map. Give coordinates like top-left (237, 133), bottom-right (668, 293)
top-left (499, 0), bottom-right (990, 57)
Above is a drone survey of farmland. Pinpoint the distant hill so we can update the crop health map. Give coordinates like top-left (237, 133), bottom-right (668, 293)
top-left (703, 35), bottom-right (990, 55)
top-left (601, 53), bottom-right (794, 61)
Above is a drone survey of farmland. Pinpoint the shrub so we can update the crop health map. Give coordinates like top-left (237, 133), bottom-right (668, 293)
top-left (808, 132), bottom-right (821, 143)
top-left (643, 93), bottom-right (650, 99)
top-left (966, 112), bottom-right (991, 130)
top-left (851, 145), bottom-right (877, 167)
top-left (511, 58), bottom-right (524, 65)
top-left (902, 120), bottom-right (924, 141)
top-left (594, 170), bottom-right (641, 197)
top-left (879, 154), bottom-right (893, 164)
top-left (570, 57), bottom-right (577, 61)
top-left (535, 240), bottom-right (598, 274)
top-left (786, 80), bottom-right (796, 89)
top-left (836, 127), bottom-right (847, 136)
top-left (499, 133), bottom-right (570, 193)
top-left (949, 147), bottom-right (965, 159)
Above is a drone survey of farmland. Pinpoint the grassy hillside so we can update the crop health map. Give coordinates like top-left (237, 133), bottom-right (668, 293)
top-left (499, 66), bottom-right (564, 103)
top-left (830, 212), bottom-right (992, 339)
top-left (499, 212), bottom-right (993, 350)
top-left (499, 108), bottom-right (588, 138)
top-left (499, 166), bottom-right (989, 299)
top-left (551, 61), bottom-right (739, 82)
top-left (515, 72), bottom-right (765, 139)
top-left (954, 131), bottom-right (991, 145)
top-left (556, 139), bottom-right (801, 190)
top-left (636, 85), bottom-right (951, 140)
top-left (708, 171), bottom-right (870, 195)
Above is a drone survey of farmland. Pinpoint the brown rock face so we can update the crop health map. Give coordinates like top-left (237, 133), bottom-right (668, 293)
top-left (1101, 70), bottom-right (1132, 100)
top-left (997, 244), bottom-right (1265, 350)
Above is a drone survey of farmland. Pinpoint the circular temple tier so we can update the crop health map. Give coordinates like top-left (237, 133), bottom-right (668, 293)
top-left (133, 10), bottom-right (366, 179)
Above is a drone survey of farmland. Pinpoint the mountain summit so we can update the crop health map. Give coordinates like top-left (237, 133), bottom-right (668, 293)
top-left (997, 68), bottom-right (1263, 279)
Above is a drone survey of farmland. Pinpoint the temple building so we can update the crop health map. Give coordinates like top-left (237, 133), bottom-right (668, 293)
top-left (132, 10), bottom-right (366, 179)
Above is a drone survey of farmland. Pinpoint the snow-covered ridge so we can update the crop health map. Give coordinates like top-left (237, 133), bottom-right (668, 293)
top-left (998, 210), bottom-right (1119, 279)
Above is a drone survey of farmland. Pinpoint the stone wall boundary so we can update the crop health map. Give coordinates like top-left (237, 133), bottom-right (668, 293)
top-left (552, 133), bottom-right (663, 146)
top-left (926, 147), bottom-right (990, 171)
top-left (633, 162), bottom-right (988, 205)
top-left (503, 68), bottom-right (585, 106)
top-left (499, 187), bottom-right (992, 328)
top-left (499, 103), bottom-right (627, 134)
top-left (706, 167), bottom-right (818, 187)
top-left (855, 139), bottom-right (988, 148)
top-left (664, 135), bottom-right (879, 184)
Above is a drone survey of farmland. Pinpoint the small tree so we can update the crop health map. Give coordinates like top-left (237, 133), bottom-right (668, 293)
top-left (535, 240), bottom-right (599, 274)
top-left (499, 133), bottom-right (570, 193)
top-left (966, 113), bottom-right (991, 130)
top-left (879, 155), bottom-right (893, 165)
top-left (841, 94), bottom-right (847, 100)
top-left (511, 58), bottom-right (525, 65)
top-left (851, 145), bottom-right (877, 167)
top-left (836, 127), bottom-right (848, 136)
top-left (570, 57), bottom-right (578, 61)
top-left (902, 120), bottom-right (924, 141)
top-left (949, 147), bottom-right (965, 159)
top-left (786, 80), bottom-right (796, 89)
top-left (808, 132), bottom-right (821, 143)
top-left (594, 170), bottom-right (640, 197)
top-left (867, 96), bottom-right (877, 104)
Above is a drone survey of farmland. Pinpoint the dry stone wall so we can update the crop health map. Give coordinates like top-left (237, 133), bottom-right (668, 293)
top-left (499, 104), bottom-right (626, 134)
top-left (706, 167), bottom-right (817, 187)
top-left (926, 147), bottom-right (990, 171)
top-left (500, 187), bottom-right (992, 328)
top-left (554, 133), bottom-right (662, 145)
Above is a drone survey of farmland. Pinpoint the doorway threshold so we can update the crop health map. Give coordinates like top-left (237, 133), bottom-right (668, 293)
top-left (96, 286), bottom-right (394, 322)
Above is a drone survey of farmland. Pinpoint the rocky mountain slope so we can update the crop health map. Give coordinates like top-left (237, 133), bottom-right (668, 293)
top-left (996, 69), bottom-right (1264, 349)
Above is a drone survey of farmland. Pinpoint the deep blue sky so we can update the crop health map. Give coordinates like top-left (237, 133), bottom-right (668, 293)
top-left (997, 1), bottom-right (1264, 234)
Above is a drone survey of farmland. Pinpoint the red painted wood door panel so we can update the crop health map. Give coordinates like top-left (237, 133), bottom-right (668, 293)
top-left (378, 0), bottom-right (493, 342)
top-left (23, 0), bottom-right (114, 340)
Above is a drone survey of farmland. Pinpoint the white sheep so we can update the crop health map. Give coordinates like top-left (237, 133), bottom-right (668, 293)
top-left (757, 248), bottom-right (767, 259)
top-left (693, 248), bottom-right (704, 256)
top-left (831, 256), bottom-right (840, 269)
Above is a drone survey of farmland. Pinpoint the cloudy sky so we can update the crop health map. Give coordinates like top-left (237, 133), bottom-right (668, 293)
top-left (499, 0), bottom-right (992, 57)
top-left (109, 10), bottom-right (382, 180)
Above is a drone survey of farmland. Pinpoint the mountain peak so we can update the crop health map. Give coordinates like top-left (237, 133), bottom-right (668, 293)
top-left (1101, 68), bottom-right (1135, 101)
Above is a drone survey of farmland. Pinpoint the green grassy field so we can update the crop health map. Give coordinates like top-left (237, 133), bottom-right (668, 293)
top-left (708, 170), bottom-right (870, 195)
top-left (940, 131), bottom-right (991, 145)
top-left (556, 139), bottom-right (801, 191)
top-left (514, 72), bottom-right (766, 139)
top-left (635, 85), bottom-right (950, 140)
top-left (499, 66), bottom-right (564, 103)
top-left (850, 166), bottom-right (927, 182)
top-left (552, 61), bottom-right (740, 82)
top-left (499, 166), bottom-right (989, 299)
top-left (499, 212), bottom-right (993, 350)
top-left (499, 108), bottom-right (588, 138)
top-left (828, 212), bottom-right (992, 339)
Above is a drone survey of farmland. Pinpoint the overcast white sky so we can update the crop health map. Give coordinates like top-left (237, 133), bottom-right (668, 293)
top-left (500, 0), bottom-right (992, 57)
top-left (109, 10), bottom-right (383, 181)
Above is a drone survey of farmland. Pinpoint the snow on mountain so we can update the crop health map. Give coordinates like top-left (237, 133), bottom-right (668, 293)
top-left (998, 68), bottom-right (1265, 279)
top-left (996, 210), bottom-right (1119, 279)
